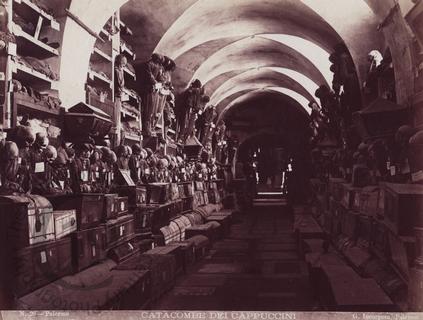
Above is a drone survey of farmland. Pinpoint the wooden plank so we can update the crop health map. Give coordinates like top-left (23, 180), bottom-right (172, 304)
top-left (65, 9), bottom-right (103, 42)
top-left (12, 23), bottom-right (59, 57)
top-left (93, 47), bottom-right (112, 62)
top-left (34, 16), bottom-right (43, 40)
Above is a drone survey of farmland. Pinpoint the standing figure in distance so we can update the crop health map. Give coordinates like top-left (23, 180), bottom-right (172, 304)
top-left (175, 79), bottom-right (204, 144)
top-left (114, 54), bottom-right (128, 146)
top-left (137, 53), bottom-right (164, 137)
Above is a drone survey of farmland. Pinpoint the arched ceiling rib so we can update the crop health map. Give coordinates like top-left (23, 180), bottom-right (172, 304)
top-left (266, 68), bottom-right (320, 103)
top-left (207, 67), bottom-right (318, 104)
top-left (210, 69), bottom-right (315, 113)
top-left (61, 0), bottom-right (383, 109)
top-left (218, 84), bottom-right (311, 115)
top-left (258, 34), bottom-right (332, 85)
top-left (193, 37), bottom-right (327, 94)
top-left (155, 0), bottom-right (341, 59)
top-left (120, 0), bottom-right (196, 63)
top-left (153, 0), bottom-right (380, 86)
top-left (182, 35), bottom-right (330, 92)
top-left (171, 34), bottom-right (332, 91)
top-left (171, 37), bottom-right (245, 91)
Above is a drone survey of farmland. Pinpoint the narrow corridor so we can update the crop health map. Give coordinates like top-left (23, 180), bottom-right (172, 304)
top-left (155, 200), bottom-right (315, 311)
top-left (1, 0), bottom-right (422, 313)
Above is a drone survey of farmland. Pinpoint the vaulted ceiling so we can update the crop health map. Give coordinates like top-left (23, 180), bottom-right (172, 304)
top-left (119, 0), bottom-right (382, 122)
top-left (63, 0), bottom-right (414, 147)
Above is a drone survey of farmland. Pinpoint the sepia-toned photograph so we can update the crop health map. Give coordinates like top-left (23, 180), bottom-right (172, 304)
top-left (0, 0), bottom-right (423, 317)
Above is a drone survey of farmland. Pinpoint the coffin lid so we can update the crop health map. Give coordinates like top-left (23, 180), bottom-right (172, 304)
top-left (160, 223), bottom-right (179, 234)
top-left (361, 185), bottom-right (380, 193)
top-left (67, 102), bottom-right (112, 122)
top-left (169, 221), bottom-right (180, 229)
top-left (173, 215), bottom-right (192, 227)
top-left (105, 213), bottom-right (133, 225)
top-left (189, 224), bottom-right (212, 230)
top-left (384, 182), bottom-right (423, 194)
top-left (145, 245), bottom-right (178, 254)
top-left (184, 212), bottom-right (203, 223)
top-left (148, 182), bottom-right (168, 186)
top-left (0, 194), bottom-right (52, 209)
top-left (178, 181), bottom-right (193, 185)
top-left (205, 221), bottom-right (221, 228)
top-left (359, 98), bottom-right (406, 115)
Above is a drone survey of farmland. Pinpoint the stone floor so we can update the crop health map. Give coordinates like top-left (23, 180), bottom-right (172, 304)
top-left (154, 201), bottom-right (316, 311)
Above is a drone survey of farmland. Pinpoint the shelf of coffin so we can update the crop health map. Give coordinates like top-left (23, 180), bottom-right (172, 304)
top-left (119, 20), bottom-right (133, 35)
top-left (122, 87), bottom-right (140, 101)
top-left (99, 28), bottom-right (112, 41)
top-left (120, 42), bottom-right (136, 60)
top-left (13, 91), bottom-right (63, 117)
top-left (123, 130), bottom-right (142, 141)
top-left (11, 61), bottom-right (58, 90)
top-left (93, 47), bottom-right (112, 62)
top-left (7, 42), bottom-right (17, 56)
top-left (12, 23), bottom-right (59, 58)
top-left (121, 102), bottom-right (140, 120)
top-left (123, 66), bottom-right (136, 80)
top-left (87, 69), bottom-right (112, 87)
top-left (13, 0), bottom-right (60, 31)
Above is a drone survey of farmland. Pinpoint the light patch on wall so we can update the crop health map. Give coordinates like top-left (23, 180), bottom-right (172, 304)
top-left (259, 34), bottom-right (332, 86)
top-left (69, 0), bottom-right (127, 32)
top-left (300, 0), bottom-right (379, 84)
top-left (58, 0), bottom-right (126, 108)
top-left (301, 0), bottom-right (375, 36)
top-left (397, 0), bottom-right (415, 16)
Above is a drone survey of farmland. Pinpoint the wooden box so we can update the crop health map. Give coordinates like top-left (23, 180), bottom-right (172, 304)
top-left (47, 193), bottom-right (104, 231)
top-left (147, 183), bottom-right (169, 204)
top-left (103, 214), bottom-right (134, 249)
top-left (71, 225), bottom-right (106, 273)
top-left (107, 236), bottom-right (140, 264)
top-left (133, 205), bottom-right (154, 234)
top-left (114, 252), bottom-right (176, 301)
top-left (384, 183), bottom-right (423, 236)
top-left (0, 195), bottom-right (55, 249)
top-left (103, 193), bottom-right (118, 221)
top-left (12, 237), bottom-right (72, 297)
top-left (115, 185), bottom-right (147, 207)
top-left (53, 210), bottom-right (77, 240)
